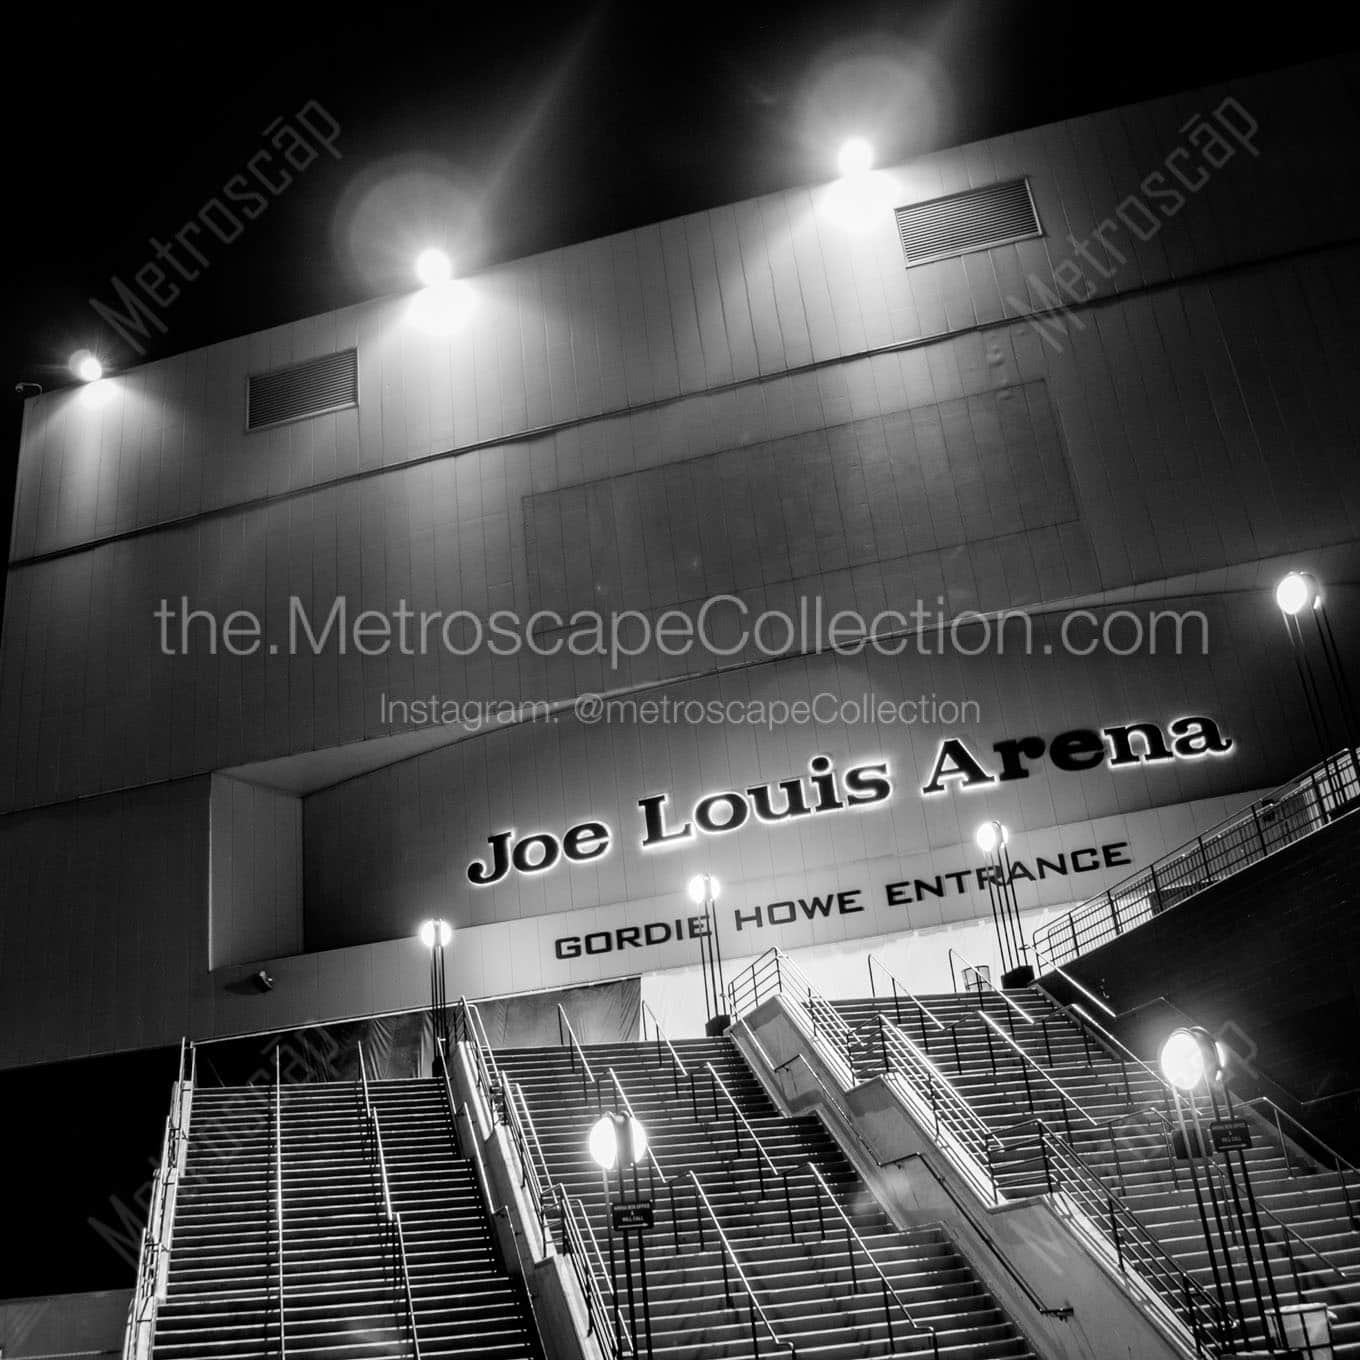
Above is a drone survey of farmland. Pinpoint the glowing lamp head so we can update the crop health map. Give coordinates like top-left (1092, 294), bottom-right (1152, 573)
top-left (1275, 571), bottom-right (1319, 616)
top-left (687, 873), bottom-right (720, 905)
top-left (418, 918), bottom-right (453, 949)
top-left (837, 137), bottom-right (874, 178)
top-left (414, 248), bottom-right (453, 288)
top-left (974, 820), bottom-right (1007, 856)
top-left (70, 350), bottom-right (103, 383)
top-left (1159, 1027), bottom-right (1222, 1092)
top-left (588, 1112), bottom-right (648, 1171)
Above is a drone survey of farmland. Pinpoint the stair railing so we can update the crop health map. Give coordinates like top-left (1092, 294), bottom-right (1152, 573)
top-left (1242, 1095), bottom-right (1360, 1226)
top-left (453, 996), bottom-right (504, 1120)
top-left (557, 1185), bottom-right (635, 1360)
top-left (273, 1047), bottom-right (287, 1360)
top-left (975, 1010), bottom-right (1103, 1148)
top-left (558, 1004), bottom-right (603, 1108)
top-left (875, 1014), bottom-right (1005, 1204)
top-left (357, 1045), bottom-right (422, 1360)
top-left (685, 1171), bottom-right (796, 1360)
top-left (865, 953), bottom-right (965, 1056)
top-left (803, 1161), bottom-right (941, 1360)
top-left (1032, 746), bottom-right (1360, 972)
top-left (1027, 1117), bottom-right (1231, 1356)
top-left (698, 1061), bottom-right (796, 1236)
top-left (727, 947), bottom-right (859, 1086)
top-left (640, 1001), bottom-right (690, 1098)
top-left (508, 1079), bottom-right (561, 1249)
top-left (122, 1039), bottom-right (194, 1360)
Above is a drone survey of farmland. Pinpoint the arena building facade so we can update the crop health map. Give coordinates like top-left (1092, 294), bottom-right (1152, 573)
top-left (2, 55), bottom-right (1358, 1071)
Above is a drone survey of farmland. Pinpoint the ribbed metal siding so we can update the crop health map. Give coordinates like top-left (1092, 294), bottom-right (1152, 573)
top-left (247, 349), bottom-right (358, 431)
top-left (894, 179), bottom-right (1041, 266)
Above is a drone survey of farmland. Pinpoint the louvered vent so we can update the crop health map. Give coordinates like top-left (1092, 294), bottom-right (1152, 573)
top-left (247, 349), bottom-right (358, 431)
top-left (894, 179), bottom-right (1041, 266)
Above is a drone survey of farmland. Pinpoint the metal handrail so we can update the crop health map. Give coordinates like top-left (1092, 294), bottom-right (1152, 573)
top-left (728, 947), bottom-right (858, 1083)
top-left (701, 1062), bottom-right (779, 1180)
top-left (273, 1048), bottom-right (287, 1360)
top-left (454, 996), bottom-right (503, 1115)
top-left (976, 1011), bottom-right (1102, 1138)
top-left (1033, 746), bottom-right (1360, 972)
top-left (803, 1162), bottom-right (940, 1359)
top-left (947, 947), bottom-right (1036, 1023)
top-left (558, 1004), bottom-right (600, 1103)
top-left (1031, 1117), bottom-right (1230, 1354)
top-left (357, 1045), bottom-right (421, 1359)
top-left (1242, 1095), bottom-right (1360, 1228)
top-left (867, 953), bottom-right (947, 1031)
top-left (559, 1186), bottom-right (635, 1359)
top-left (876, 1016), bottom-right (1004, 1204)
top-left (511, 1080), bottom-right (559, 1226)
top-left (605, 1068), bottom-right (668, 1184)
top-left (640, 1001), bottom-right (689, 1096)
top-left (124, 1041), bottom-right (194, 1360)
top-left (686, 1172), bottom-right (795, 1359)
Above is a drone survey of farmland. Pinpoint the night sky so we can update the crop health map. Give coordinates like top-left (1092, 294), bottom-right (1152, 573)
top-left (0, 0), bottom-right (1357, 1298)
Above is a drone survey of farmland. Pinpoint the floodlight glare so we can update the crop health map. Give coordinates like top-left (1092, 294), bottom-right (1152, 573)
top-left (687, 873), bottom-right (720, 905)
top-left (837, 137), bottom-right (874, 178)
top-left (418, 918), bottom-right (453, 949)
top-left (588, 1112), bottom-right (648, 1171)
top-left (415, 248), bottom-right (453, 288)
top-left (1274, 571), bottom-right (1319, 616)
top-left (974, 820), bottom-right (1007, 855)
top-left (70, 350), bottom-right (103, 383)
top-left (1159, 1026), bottom-right (1221, 1092)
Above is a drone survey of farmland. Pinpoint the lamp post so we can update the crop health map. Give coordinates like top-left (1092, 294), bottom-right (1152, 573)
top-left (589, 1112), bottom-right (654, 1360)
top-left (687, 874), bottom-right (729, 1035)
top-left (974, 821), bottom-right (1032, 988)
top-left (1276, 572), bottom-right (1358, 751)
top-left (1160, 1027), bottom-right (1283, 1350)
top-left (418, 918), bottom-right (453, 1075)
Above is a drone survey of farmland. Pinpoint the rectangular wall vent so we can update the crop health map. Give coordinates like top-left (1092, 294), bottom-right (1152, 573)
top-left (894, 179), bottom-right (1041, 266)
top-left (247, 349), bottom-right (358, 431)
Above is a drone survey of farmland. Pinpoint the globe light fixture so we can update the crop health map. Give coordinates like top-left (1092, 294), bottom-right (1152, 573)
top-left (414, 247), bottom-right (453, 288)
top-left (418, 918), bottom-right (453, 949)
top-left (588, 1112), bottom-right (648, 1171)
top-left (837, 137), bottom-right (874, 178)
top-left (687, 873), bottom-right (720, 905)
top-left (70, 350), bottom-right (103, 383)
top-left (974, 820), bottom-right (1007, 855)
top-left (1159, 1026), bottom-right (1222, 1092)
top-left (1275, 571), bottom-right (1319, 616)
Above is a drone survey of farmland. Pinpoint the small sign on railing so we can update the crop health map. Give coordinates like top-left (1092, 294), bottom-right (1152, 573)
top-left (1209, 1118), bottom-right (1252, 1152)
top-left (611, 1199), bottom-right (655, 1231)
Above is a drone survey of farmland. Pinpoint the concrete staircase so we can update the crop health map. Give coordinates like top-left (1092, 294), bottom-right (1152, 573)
top-left (833, 986), bottom-right (1360, 1355)
top-left (495, 1034), bottom-right (1040, 1360)
top-left (151, 1076), bottom-right (539, 1360)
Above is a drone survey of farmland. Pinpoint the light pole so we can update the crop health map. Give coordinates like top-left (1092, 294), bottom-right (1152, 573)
top-left (589, 1111), bottom-right (654, 1360)
top-left (974, 821), bottom-right (1032, 988)
top-left (1276, 572), bottom-right (1358, 753)
top-left (418, 918), bottom-right (453, 1075)
top-left (1160, 1026), bottom-right (1284, 1351)
top-left (687, 874), bottom-right (729, 1035)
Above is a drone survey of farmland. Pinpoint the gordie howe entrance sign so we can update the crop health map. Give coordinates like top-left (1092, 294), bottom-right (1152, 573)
top-left (465, 714), bottom-right (1231, 888)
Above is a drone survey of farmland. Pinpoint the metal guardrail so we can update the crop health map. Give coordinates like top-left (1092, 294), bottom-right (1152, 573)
top-left (640, 1000), bottom-right (689, 1097)
top-left (1244, 1095), bottom-right (1360, 1229)
top-left (875, 1015), bottom-right (1004, 1204)
top-left (123, 1040), bottom-right (194, 1360)
top-left (273, 1048), bottom-right (287, 1360)
top-left (873, 1015), bottom-right (1230, 1354)
top-left (1030, 1119), bottom-right (1231, 1356)
top-left (699, 1062), bottom-right (794, 1232)
top-left (728, 947), bottom-right (858, 1084)
top-left (559, 1004), bottom-right (602, 1107)
top-left (803, 1162), bottom-right (940, 1359)
top-left (357, 1045), bottom-right (421, 1359)
top-left (559, 1186), bottom-right (636, 1360)
top-left (1033, 747), bottom-right (1360, 972)
top-left (686, 1172), bottom-right (796, 1360)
